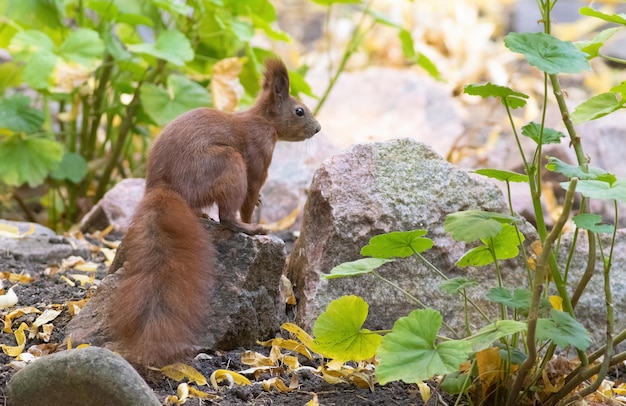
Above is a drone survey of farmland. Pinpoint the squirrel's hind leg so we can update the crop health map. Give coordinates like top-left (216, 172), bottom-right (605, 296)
top-left (208, 150), bottom-right (268, 235)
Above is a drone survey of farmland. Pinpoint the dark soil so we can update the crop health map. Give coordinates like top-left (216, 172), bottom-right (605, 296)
top-left (0, 235), bottom-right (458, 405)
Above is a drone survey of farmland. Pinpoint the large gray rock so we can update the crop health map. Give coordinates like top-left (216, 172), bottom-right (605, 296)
top-left (6, 346), bottom-right (160, 406)
top-left (65, 220), bottom-right (286, 352)
top-left (284, 139), bottom-right (533, 336)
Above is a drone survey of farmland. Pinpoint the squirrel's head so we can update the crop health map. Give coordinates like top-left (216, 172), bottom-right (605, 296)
top-left (260, 58), bottom-right (321, 142)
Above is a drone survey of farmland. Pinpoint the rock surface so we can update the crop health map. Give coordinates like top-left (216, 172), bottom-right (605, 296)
top-left (6, 346), bottom-right (160, 406)
top-left (65, 220), bottom-right (287, 353)
top-left (79, 178), bottom-right (145, 234)
top-left (284, 139), bottom-right (533, 336)
top-left (0, 219), bottom-right (89, 263)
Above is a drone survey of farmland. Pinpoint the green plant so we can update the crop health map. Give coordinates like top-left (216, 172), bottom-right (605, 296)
top-left (301, 2), bottom-right (626, 405)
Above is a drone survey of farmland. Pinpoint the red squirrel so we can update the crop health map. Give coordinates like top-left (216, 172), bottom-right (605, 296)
top-left (109, 59), bottom-right (321, 366)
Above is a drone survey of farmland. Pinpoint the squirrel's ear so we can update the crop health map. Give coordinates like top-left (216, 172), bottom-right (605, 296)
top-left (264, 59), bottom-right (290, 107)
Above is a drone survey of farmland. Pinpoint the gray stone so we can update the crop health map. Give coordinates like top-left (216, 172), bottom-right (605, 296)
top-left (0, 220), bottom-right (89, 263)
top-left (6, 346), bottom-right (160, 406)
top-left (65, 219), bottom-right (286, 352)
top-left (284, 139), bottom-right (533, 336)
top-left (79, 178), bottom-right (145, 234)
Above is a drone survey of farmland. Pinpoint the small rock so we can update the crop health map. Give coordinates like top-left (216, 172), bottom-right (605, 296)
top-left (6, 346), bottom-right (160, 406)
top-left (0, 220), bottom-right (89, 263)
top-left (79, 178), bottom-right (145, 234)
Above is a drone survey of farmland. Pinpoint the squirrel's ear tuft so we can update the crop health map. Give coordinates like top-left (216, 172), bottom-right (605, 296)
top-left (263, 58), bottom-right (290, 104)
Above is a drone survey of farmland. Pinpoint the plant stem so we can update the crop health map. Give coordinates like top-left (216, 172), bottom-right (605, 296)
top-left (561, 227), bottom-right (614, 404)
top-left (506, 179), bottom-right (577, 406)
top-left (87, 53), bottom-right (115, 162)
top-left (313, 0), bottom-right (374, 115)
top-left (94, 65), bottom-right (161, 201)
top-left (372, 271), bottom-right (460, 339)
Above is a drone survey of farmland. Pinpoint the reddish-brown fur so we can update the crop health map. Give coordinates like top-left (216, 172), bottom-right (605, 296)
top-left (109, 59), bottom-right (320, 366)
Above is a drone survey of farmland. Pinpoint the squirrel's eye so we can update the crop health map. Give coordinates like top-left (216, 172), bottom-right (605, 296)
top-left (295, 107), bottom-right (305, 117)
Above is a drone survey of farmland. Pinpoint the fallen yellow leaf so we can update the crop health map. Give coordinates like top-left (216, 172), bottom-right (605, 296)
top-left (1, 322), bottom-right (29, 357)
top-left (176, 382), bottom-right (189, 404)
top-left (161, 363), bottom-right (207, 386)
top-left (281, 323), bottom-right (318, 353)
top-left (417, 382), bottom-right (431, 402)
top-left (306, 393), bottom-right (319, 406)
top-left (67, 299), bottom-right (89, 316)
top-left (3, 307), bottom-right (40, 333)
top-left (261, 377), bottom-right (293, 392)
top-left (1, 272), bottom-right (34, 283)
top-left (258, 337), bottom-right (313, 359)
top-left (69, 273), bottom-right (95, 286)
top-left (210, 369), bottom-right (251, 390)
top-left (241, 350), bottom-right (275, 367)
top-left (188, 385), bottom-right (220, 400)
top-left (33, 309), bottom-right (61, 327)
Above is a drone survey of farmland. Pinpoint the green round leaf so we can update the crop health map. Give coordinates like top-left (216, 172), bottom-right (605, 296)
top-left (141, 74), bottom-right (211, 126)
top-left (0, 94), bottom-right (44, 133)
top-left (536, 310), bottom-right (591, 350)
top-left (444, 210), bottom-right (519, 243)
top-left (465, 320), bottom-right (527, 352)
top-left (463, 83), bottom-right (528, 109)
top-left (473, 168), bottom-right (528, 183)
top-left (572, 213), bottom-right (614, 234)
top-left (128, 30), bottom-right (193, 66)
top-left (376, 309), bottom-right (472, 385)
top-left (545, 156), bottom-right (614, 182)
top-left (324, 258), bottom-right (394, 280)
top-left (0, 134), bottom-right (63, 187)
top-left (22, 51), bottom-right (58, 89)
top-left (58, 28), bottom-right (105, 68)
top-left (456, 224), bottom-right (523, 267)
top-left (50, 152), bottom-right (88, 183)
top-left (571, 92), bottom-right (623, 125)
top-left (504, 32), bottom-right (591, 74)
top-left (439, 277), bottom-right (478, 295)
top-left (520, 122), bottom-right (565, 145)
top-left (562, 179), bottom-right (626, 202)
top-left (312, 295), bottom-right (382, 361)
top-left (576, 27), bottom-right (620, 60)
top-left (9, 30), bottom-right (55, 59)
top-left (580, 6), bottom-right (626, 26)
top-left (360, 229), bottom-right (433, 259)
top-left (9, 30), bottom-right (57, 89)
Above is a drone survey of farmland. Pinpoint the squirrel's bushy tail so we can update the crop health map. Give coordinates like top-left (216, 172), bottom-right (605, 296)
top-left (109, 187), bottom-right (215, 366)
